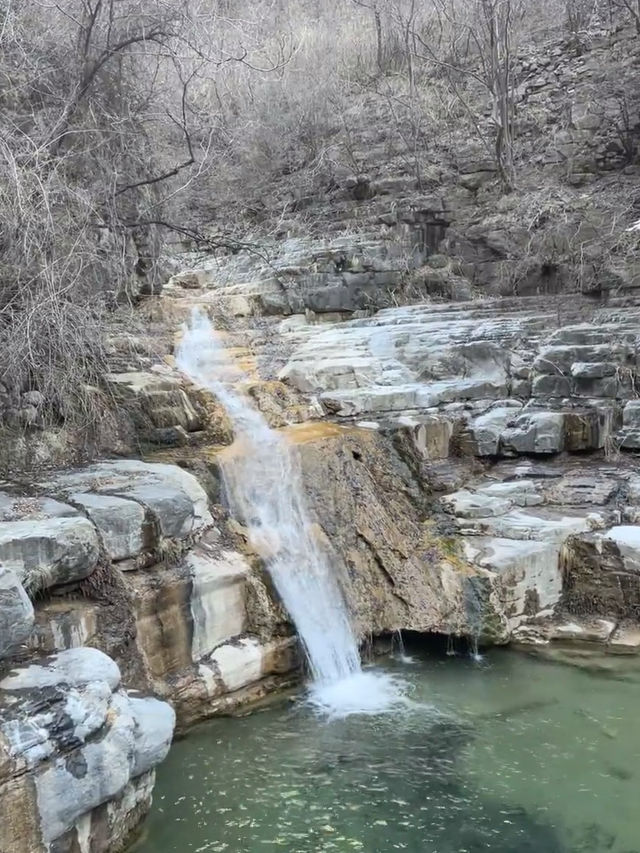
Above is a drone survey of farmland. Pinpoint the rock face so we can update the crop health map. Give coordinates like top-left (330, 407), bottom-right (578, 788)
top-left (0, 459), bottom-right (299, 852)
top-left (131, 264), bottom-right (640, 663)
top-left (0, 567), bottom-right (34, 657)
top-left (0, 648), bottom-right (174, 853)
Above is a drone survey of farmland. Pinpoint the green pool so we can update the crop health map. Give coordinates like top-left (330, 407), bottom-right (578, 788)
top-left (133, 644), bottom-right (640, 852)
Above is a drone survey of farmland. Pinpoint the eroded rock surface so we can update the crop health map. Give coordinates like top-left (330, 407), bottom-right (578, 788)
top-left (0, 459), bottom-right (299, 852)
top-left (0, 648), bottom-right (174, 853)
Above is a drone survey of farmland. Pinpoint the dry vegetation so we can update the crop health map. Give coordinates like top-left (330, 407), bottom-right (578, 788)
top-left (0, 0), bottom-right (637, 437)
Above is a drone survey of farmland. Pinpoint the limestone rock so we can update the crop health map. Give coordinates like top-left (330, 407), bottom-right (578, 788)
top-left (70, 492), bottom-right (146, 563)
top-left (464, 406), bottom-right (521, 455)
top-left (464, 537), bottom-right (563, 631)
top-left (619, 400), bottom-right (640, 448)
top-left (0, 567), bottom-right (34, 657)
top-left (501, 412), bottom-right (565, 455)
top-left (188, 548), bottom-right (249, 661)
top-left (0, 494), bottom-right (79, 521)
top-left (106, 370), bottom-right (204, 441)
top-left (608, 625), bottom-right (640, 654)
top-left (571, 361), bottom-right (617, 379)
top-left (0, 649), bottom-right (175, 853)
top-left (561, 526), bottom-right (640, 619)
top-left (0, 517), bottom-right (100, 593)
top-left (1, 647), bottom-right (121, 692)
top-left (45, 460), bottom-right (212, 544)
top-left (208, 637), bottom-right (294, 693)
top-left (442, 490), bottom-right (513, 519)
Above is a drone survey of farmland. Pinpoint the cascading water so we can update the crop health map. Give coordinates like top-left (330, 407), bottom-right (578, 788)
top-left (176, 309), bottom-right (404, 716)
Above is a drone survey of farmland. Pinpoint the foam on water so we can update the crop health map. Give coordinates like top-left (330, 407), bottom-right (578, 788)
top-left (308, 670), bottom-right (411, 719)
top-left (176, 309), bottom-right (403, 717)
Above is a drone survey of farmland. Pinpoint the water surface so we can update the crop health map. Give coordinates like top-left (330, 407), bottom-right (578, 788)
top-left (134, 645), bottom-right (640, 852)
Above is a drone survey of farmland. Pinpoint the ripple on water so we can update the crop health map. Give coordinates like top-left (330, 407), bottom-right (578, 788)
top-left (134, 648), bottom-right (640, 853)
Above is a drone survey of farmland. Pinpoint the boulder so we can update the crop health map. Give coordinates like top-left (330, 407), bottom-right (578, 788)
top-left (501, 412), bottom-right (565, 455)
top-left (0, 649), bottom-right (175, 853)
top-left (70, 492), bottom-right (146, 563)
top-left (45, 460), bottom-right (212, 544)
top-left (0, 517), bottom-right (100, 593)
top-left (0, 567), bottom-right (34, 657)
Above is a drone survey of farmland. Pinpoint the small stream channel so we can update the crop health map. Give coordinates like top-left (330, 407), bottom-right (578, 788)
top-left (133, 642), bottom-right (640, 853)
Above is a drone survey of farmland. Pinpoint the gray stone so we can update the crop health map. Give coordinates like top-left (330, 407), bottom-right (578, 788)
top-left (188, 548), bottom-right (248, 661)
top-left (122, 483), bottom-right (196, 539)
top-left (476, 480), bottom-right (543, 507)
top-left (0, 494), bottom-right (79, 522)
top-left (573, 376), bottom-right (618, 398)
top-left (0, 567), bottom-right (34, 657)
top-left (623, 400), bottom-right (640, 428)
top-left (45, 460), bottom-right (212, 543)
top-left (1, 647), bottom-right (121, 691)
top-left (571, 361), bottom-right (617, 379)
top-left (0, 648), bottom-right (175, 850)
top-left (533, 344), bottom-right (617, 374)
top-left (0, 517), bottom-right (100, 593)
top-left (501, 412), bottom-right (565, 455)
top-left (128, 696), bottom-right (175, 777)
top-left (618, 401), bottom-right (640, 449)
top-left (466, 406), bottom-right (521, 456)
top-left (531, 373), bottom-right (571, 397)
top-left (441, 490), bottom-right (512, 519)
top-left (71, 492), bottom-right (146, 562)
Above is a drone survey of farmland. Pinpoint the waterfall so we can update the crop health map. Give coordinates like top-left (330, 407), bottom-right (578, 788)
top-left (176, 309), bottom-right (403, 716)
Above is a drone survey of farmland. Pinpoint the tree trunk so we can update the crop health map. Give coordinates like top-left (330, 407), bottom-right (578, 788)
top-left (374, 6), bottom-right (383, 70)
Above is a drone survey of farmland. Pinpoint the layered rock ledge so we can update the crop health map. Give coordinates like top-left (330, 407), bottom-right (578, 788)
top-left (0, 459), bottom-right (298, 852)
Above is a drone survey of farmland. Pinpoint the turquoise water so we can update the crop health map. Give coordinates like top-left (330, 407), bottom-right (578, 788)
top-left (134, 645), bottom-right (640, 853)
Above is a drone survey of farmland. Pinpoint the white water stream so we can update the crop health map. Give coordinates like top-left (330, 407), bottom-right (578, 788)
top-left (176, 309), bottom-right (402, 716)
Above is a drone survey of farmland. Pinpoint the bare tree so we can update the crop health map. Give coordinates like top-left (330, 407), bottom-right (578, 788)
top-left (351, 0), bottom-right (385, 70)
top-left (0, 0), bottom-right (275, 436)
top-left (611, 0), bottom-right (640, 32)
top-left (413, 0), bottom-right (524, 191)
